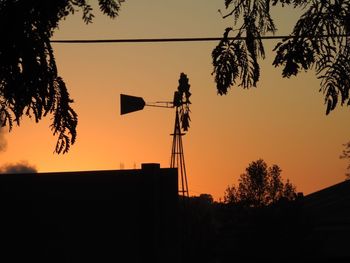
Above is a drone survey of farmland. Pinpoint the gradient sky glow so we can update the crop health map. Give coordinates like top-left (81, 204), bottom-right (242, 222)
top-left (1, 1), bottom-right (350, 200)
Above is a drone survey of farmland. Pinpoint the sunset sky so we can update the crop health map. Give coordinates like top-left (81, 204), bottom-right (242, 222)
top-left (1, 1), bottom-right (350, 200)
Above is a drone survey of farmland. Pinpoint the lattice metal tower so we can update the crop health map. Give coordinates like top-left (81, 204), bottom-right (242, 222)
top-left (170, 108), bottom-right (189, 198)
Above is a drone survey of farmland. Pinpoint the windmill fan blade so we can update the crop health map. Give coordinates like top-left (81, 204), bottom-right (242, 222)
top-left (120, 94), bottom-right (146, 115)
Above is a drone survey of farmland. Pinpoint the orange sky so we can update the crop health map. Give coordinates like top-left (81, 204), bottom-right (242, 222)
top-left (1, 1), bottom-right (350, 200)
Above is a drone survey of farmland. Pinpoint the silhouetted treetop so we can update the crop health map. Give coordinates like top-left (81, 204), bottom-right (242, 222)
top-left (174, 73), bottom-right (191, 131)
top-left (271, 0), bottom-right (308, 6)
top-left (0, 0), bottom-right (123, 153)
top-left (340, 141), bottom-right (350, 179)
top-left (224, 159), bottom-right (297, 207)
top-left (213, 0), bottom-right (350, 114)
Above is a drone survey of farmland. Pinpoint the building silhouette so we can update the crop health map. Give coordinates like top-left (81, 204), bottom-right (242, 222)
top-left (300, 180), bottom-right (350, 262)
top-left (0, 163), bottom-right (179, 263)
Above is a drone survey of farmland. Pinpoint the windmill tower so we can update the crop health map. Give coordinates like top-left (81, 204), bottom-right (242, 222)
top-left (170, 73), bottom-right (191, 198)
top-left (120, 73), bottom-right (192, 197)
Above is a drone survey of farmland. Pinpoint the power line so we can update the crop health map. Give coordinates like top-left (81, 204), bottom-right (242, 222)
top-left (50, 37), bottom-right (269, 43)
top-left (50, 34), bottom-right (349, 44)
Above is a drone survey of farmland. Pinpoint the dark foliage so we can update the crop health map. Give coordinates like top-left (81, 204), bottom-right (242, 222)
top-left (214, 0), bottom-right (350, 114)
top-left (340, 141), bottom-right (350, 179)
top-left (180, 194), bottom-right (217, 263)
top-left (213, 0), bottom-right (274, 94)
top-left (0, 0), bottom-right (123, 153)
top-left (174, 73), bottom-right (191, 131)
top-left (271, 0), bottom-right (308, 7)
top-left (214, 199), bottom-right (307, 263)
top-left (224, 159), bottom-right (297, 207)
top-left (273, 1), bottom-right (350, 114)
top-left (182, 194), bottom-right (306, 263)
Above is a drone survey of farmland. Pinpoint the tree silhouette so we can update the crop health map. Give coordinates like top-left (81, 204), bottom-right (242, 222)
top-left (0, 0), bottom-right (123, 153)
top-left (213, 0), bottom-right (350, 114)
top-left (340, 141), bottom-right (350, 179)
top-left (174, 73), bottom-right (192, 131)
top-left (224, 159), bottom-right (297, 207)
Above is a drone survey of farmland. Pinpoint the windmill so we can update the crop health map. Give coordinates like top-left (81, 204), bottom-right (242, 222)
top-left (120, 73), bottom-right (191, 197)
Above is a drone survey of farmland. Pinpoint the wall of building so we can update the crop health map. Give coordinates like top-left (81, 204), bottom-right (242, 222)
top-left (0, 163), bottom-right (178, 263)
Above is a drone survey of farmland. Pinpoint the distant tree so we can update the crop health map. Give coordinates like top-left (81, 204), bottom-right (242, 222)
top-left (340, 141), bottom-right (350, 179)
top-left (223, 185), bottom-right (238, 204)
top-left (196, 193), bottom-right (214, 204)
top-left (213, 0), bottom-right (350, 115)
top-left (224, 159), bottom-right (297, 207)
top-left (0, 0), bottom-right (123, 153)
top-left (268, 164), bottom-right (284, 203)
top-left (283, 178), bottom-right (298, 200)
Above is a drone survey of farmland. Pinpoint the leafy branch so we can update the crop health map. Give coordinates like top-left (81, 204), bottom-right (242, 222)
top-left (174, 73), bottom-right (192, 131)
top-left (213, 0), bottom-right (350, 114)
top-left (340, 141), bottom-right (350, 179)
top-left (0, 0), bottom-right (123, 153)
top-left (213, 0), bottom-right (275, 94)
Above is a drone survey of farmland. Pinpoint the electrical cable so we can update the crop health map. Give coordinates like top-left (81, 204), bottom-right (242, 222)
top-left (50, 34), bottom-right (349, 44)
